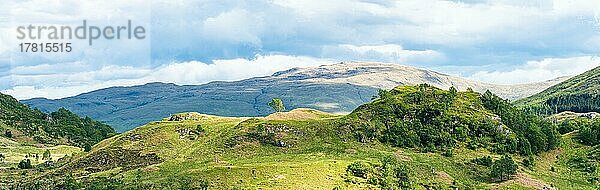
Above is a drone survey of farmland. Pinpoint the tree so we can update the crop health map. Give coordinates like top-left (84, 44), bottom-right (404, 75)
top-left (4, 130), bottom-right (12, 138)
top-left (490, 155), bottom-right (517, 182)
top-left (84, 144), bottom-right (92, 152)
top-left (268, 98), bottom-right (286, 113)
top-left (449, 86), bottom-right (457, 96)
top-left (347, 161), bottom-right (372, 178)
top-left (377, 89), bottom-right (392, 100)
top-left (18, 159), bottom-right (32, 169)
top-left (42, 150), bottom-right (51, 160)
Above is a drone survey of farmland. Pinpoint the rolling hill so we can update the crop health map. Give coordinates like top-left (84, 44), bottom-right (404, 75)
top-left (10, 85), bottom-right (587, 190)
top-left (0, 92), bottom-right (114, 175)
top-left (22, 62), bottom-right (566, 132)
top-left (516, 66), bottom-right (600, 115)
top-left (0, 92), bottom-right (116, 148)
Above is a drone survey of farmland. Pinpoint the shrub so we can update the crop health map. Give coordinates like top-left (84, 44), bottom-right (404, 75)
top-left (4, 130), bottom-right (12, 138)
top-left (490, 155), bottom-right (517, 182)
top-left (346, 161), bottom-right (372, 178)
top-left (523, 156), bottom-right (535, 168)
top-left (577, 119), bottom-right (600, 146)
top-left (568, 154), bottom-right (596, 173)
top-left (196, 125), bottom-right (205, 134)
top-left (344, 156), bottom-right (411, 189)
top-left (558, 120), bottom-right (577, 134)
top-left (42, 150), bottom-right (51, 160)
top-left (18, 159), bottom-right (32, 169)
top-left (442, 148), bottom-right (453, 157)
top-left (472, 156), bottom-right (493, 167)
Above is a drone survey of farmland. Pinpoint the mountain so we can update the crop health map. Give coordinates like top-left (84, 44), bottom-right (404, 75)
top-left (515, 66), bottom-right (600, 115)
top-left (11, 85), bottom-right (579, 189)
top-left (22, 62), bottom-right (566, 132)
top-left (0, 92), bottom-right (116, 148)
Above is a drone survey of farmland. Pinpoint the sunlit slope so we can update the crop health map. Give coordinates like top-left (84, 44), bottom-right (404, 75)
top-left (516, 66), bottom-right (600, 115)
top-left (24, 85), bottom-right (595, 189)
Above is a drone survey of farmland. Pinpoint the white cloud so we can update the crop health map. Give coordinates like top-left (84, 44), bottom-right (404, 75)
top-left (202, 9), bottom-right (265, 45)
top-left (322, 44), bottom-right (443, 64)
top-left (143, 54), bottom-right (335, 84)
top-left (1, 55), bottom-right (336, 99)
top-left (470, 56), bottom-right (600, 84)
top-left (3, 0), bottom-right (600, 99)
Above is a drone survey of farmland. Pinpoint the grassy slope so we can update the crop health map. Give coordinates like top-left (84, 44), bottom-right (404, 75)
top-left (0, 93), bottom-right (116, 148)
top-left (0, 136), bottom-right (82, 186)
top-left (29, 107), bottom-right (593, 189)
top-left (9, 84), bottom-right (591, 189)
top-left (515, 66), bottom-right (600, 109)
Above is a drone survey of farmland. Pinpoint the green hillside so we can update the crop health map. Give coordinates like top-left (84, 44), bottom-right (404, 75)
top-left (0, 93), bottom-right (117, 148)
top-left (5, 85), bottom-right (585, 189)
top-left (515, 66), bottom-right (600, 115)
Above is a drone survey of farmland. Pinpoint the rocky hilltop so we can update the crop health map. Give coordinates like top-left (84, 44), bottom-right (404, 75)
top-left (272, 61), bottom-right (567, 100)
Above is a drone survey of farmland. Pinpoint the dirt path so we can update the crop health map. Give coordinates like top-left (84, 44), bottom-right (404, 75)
top-left (494, 172), bottom-right (554, 190)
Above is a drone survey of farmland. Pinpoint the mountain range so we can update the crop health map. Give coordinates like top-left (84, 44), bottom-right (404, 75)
top-left (22, 62), bottom-right (567, 132)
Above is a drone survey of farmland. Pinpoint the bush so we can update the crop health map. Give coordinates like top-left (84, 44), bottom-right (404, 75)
top-left (442, 148), bottom-right (453, 157)
top-left (4, 130), bottom-right (12, 138)
top-left (568, 154), bottom-right (597, 173)
top-left (558, 120), bottom-right (577, 134)
top-left (18, 159), bottom-right (32, 169)
top-left (196, 125), bottom-right (205, 134)
top-left (523, 156), bottom-right (535, 168)
top-left (42, 150), bottom-right (51, 160)
top-left (472, 156), bottom-right (493, 167)
top-left (378, 156), bottom-right (411, 189)
top-left (490, 155), bottom-right (517, 182)
top-left (577, 119), bottom-right (600, 146)
top-left (347, 161), bottom-right (372, 178)
top-left (86, 177), bottom-right (122, 190)
top-left (345, 156), bottom-right (411, 189)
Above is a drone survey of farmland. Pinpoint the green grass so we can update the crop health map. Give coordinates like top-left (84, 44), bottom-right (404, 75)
top-left (4, 106), bottom-right (595, 189)
top-left (0, 136), bottom-right (82, 168)
top-left (524, 133), bottom-right (599, 189)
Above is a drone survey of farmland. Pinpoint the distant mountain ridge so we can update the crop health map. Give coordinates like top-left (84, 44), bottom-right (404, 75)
top-left (270, 62), bottom-right (568, 100)
top-left (22, 62), bottom-right (567, 132)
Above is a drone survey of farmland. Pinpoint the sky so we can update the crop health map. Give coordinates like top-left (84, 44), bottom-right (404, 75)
top-left (1, 0), bottom-right (600, 100)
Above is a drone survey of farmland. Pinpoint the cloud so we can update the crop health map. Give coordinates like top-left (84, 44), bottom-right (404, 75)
top-left (469, 56), bottom-right (600, 84)
top-left (1, 55), bottom-right (336, 99)
top-left (202, 9), bottom-right (265, 46)
top-left (322, 44), bottom-right (443, 64)
top-left (143, 54), bottom-right (335, 84)
top-left (146, 0), bottom-right (600, 66)
top-left (3, 0), bottom-right (600, 99)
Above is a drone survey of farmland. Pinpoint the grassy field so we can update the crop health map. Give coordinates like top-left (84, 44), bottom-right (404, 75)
top-left (10, 108), bottom-right (586, 189)
top-left (0, 137), bottom-right (82, 168)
